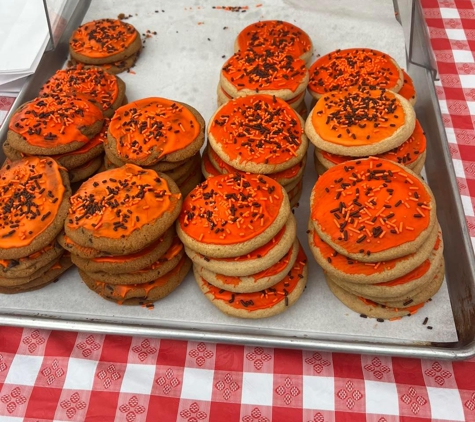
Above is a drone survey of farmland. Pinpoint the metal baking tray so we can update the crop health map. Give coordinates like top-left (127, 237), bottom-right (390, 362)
top-left (0, 0), bottom-right (474, 360)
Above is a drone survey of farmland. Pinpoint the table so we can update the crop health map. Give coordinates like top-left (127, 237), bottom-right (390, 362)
top-left (1, 1), bottom-right (475, 420)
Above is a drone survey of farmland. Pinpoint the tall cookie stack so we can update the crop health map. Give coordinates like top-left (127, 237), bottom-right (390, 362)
top-left (4, 94), bottom-right (105, 185)
top-left (103, 97), bottom-right (205, 197)
top-left (63, 164), bottom-right (190, 305)
top-left (203, 94), bottom-right (308, 208)
top-left (177, 173), bottom-right (308, 319)
top-left (306, 48), bottom-right (424, 174)
top-left (69, 19), bottom-right (142, 74)
top-left (308, 157), bottom-right (444, 320)
top-left (218, 20), bottom-right (313, 118)
top-left (0, 158), bottom-right (73, 294)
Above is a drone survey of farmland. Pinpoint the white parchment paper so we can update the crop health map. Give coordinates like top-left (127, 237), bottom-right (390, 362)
top-left (0, 0), bottom-right (458, 344)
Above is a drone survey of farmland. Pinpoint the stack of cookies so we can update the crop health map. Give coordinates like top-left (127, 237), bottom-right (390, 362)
top-left (62, 164), bottom-right (190, 305)
top-left (308, 156), bottom-right (444, 320)
top-left (69, 19), bottom-right (142, 74)
top-left (218, 20), bottom-right (312, 118)
top-left (203, 94), bottom-right (308, 208)
top-left (0, 157), bottom-right (73, 294)
top-left (103, 97), bottom-right (205, 197)
top-left (177, 173), bottom-right (308, 319)
top-left (4, 94), bottom-right (105, 185)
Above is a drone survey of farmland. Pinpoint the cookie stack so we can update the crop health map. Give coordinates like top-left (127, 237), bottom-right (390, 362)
top-left (177, 173), bottom-right (308, 319)
top-left (218, 20), bottom-right (312, 118)
top-left (305, 84), bottom-right (425, 176)
top-left (4, 94), bottom-right (106, 185)
top-left (0, 157), bottom-right (73, 294)
top-left (204, 94), bottom-right (308, 208)
top-left (69, 19), bottom-right (142, 74)
top-left (63, 164), bottom-right (190, 305)
top-left (308, 157), bottom-right (444, 320)
top-left (103, 97), bottom-right (205, 197)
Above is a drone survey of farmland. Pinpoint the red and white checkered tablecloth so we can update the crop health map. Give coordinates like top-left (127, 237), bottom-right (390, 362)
top-left (1, 1), bottom-right (475, 421)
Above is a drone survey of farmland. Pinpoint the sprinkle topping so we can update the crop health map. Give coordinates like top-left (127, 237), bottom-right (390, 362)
top-left (321, 120), bottom-right (426, 166)
top-left (310, 157), bottom-right (433, 254)
top-left (109, 98), bottom-right (200, 164)
top-left (0, 158), bottom-right (65, 249)
top-left (201, 245), bottom-right (307, 310)
top-left (210, 95), bottom-right (304, 168)
top-left (179, 173), bottom-right (284, 245)
top-left (70, 19), bottom-right (138, 59)
top-left (308, 48), bottom-right (401, 95)
top-left (40, 65), bottom-right (119, 112)
top-left (237, 20), bottom-right (312, 60)
top-left (67, 164), bottom-right (181, 239)
top-left (9, 94), bottom-right (103, 149)
top-left (312, 88), bottom-right (405, 147)
top-left (222, 49), bottom-right (307, 92)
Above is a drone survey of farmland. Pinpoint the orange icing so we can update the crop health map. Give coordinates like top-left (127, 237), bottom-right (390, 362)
top-left (0, 158), bottom-right (65, 249)
top-left (311, 157), bottom-right (432, 254)
top-left (67, 164), bottom-right (181, 239)
top-left (202, 246), bottom-right (307, 310)
top-left (109, 98), bottom-right (200, 163)
top-left (210, 95), bottom-right (304, 166)
top-left (358, 296), bottom-right (425, 314)
top-left (308, 48), bottom-right (401, 95)
top-left (321, 120), bottom-right (426, 166)
top-left (221, 86), bottom-right (303, 104)
top-left (215, 241), bottom-right (294, 285)
top-left (61, 233), bottom-right (100, 255)
top-left (222, 50), bottom-right (306, 92)
top-left (40, 65), bottom-right (119, 112)
top-left (202, 152), bottom-right (222, 177)
top-left (179, 173), bottom-right (284, 245)
top-left (208, 145), bottom-right (303, 181)
top-left (237, 20), bottom-right (312, 59)
top-left (398, 70), bottom-right (416, 102)
top-left (70, 19), bottom-right (138, 59)
top-left (375, 259), bottom-right (430, 287)
top-left (0, 242), bottom-right (55, 268)
top-left (312, 88), bottom-right (405, 147)
top-left (92, 235), bottom-right (166, 263)
top-left (136, 237), bottom-right (183, 272)
top-left (92, 255), bottom-right (187, 303)
top-left (9, 95), bottom-right (103, 148)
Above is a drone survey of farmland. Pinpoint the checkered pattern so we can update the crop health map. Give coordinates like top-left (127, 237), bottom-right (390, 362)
top-left (0, 1), bottom-right (475, 420)
top-left (0, 327), bottom-right (475, 421)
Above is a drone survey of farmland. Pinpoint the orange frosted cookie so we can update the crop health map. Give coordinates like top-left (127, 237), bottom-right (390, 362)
top-left (69, 19), bottom-right (141, 66)
top-left (309, 157), bottom-right (437, 262)
top-left (105, 97), bottom-right (205, 167)
top-left (65, 164), bottom-right (182, 255)
top-left (398, 70), bottom-right (417, 106)
top-left (177, 173), bottom-right (291, 258)
top-left (307, 48), bottom-right (403, 100)
top-left (235, 20), bottom-right (313, 63)
top-left (305, 87), bottom-right (415, 157)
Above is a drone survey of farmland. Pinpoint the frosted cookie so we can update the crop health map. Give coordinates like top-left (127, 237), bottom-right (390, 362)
top-left (70, 226), bottom-right (174, 274)
top-left (177, 173), bottom-right (291, 258)
top-left (165, 153), bottom-right (201, 183)
top-left (65, 164), bottom-right (182, 255)
top-left (398, 70), bottom-right (417, 106)
top-left (0, 158), bottom-right (71, 260)
top-left (305, 87), bottom-right (416, 157)
top-left (308, 222), bottom-right (440, 284)
top-left (195, 238), bottom-right (299, 293)
top-left (106, 98), bottom-right (205, 166)
top-left (79, 255), bottom-right (191, 305)
top-left (69, 19), bottom-right (142, 65)
top-left (307, 48), bottom-right (403, 101)
top-left (220, 49), bottom-right (308, 104)
top-left (176, 162), bottom-right (203, 198)
top-left (309, 157), bottom-right (437, 262)
top-left (40, 65), bottom-right (125, 117)
top-left (208, 95), bottom-right (308, 174)
top-left (185, 213), bottom-right (297, 276)
top-left (7, 94), bottom-right (104, 156)
top-left (235, 20), bottom-right (313, 64)
top-left (71, 51), bottom-right (140, 75)
top-left (314, 120), bottom-right (427, 174)
top-left (68, 155), bottom-right (103, 183)
top-left (0, 254), bottom-right (73, 294)
top-left (195, 244), bottom-right (307, 319)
